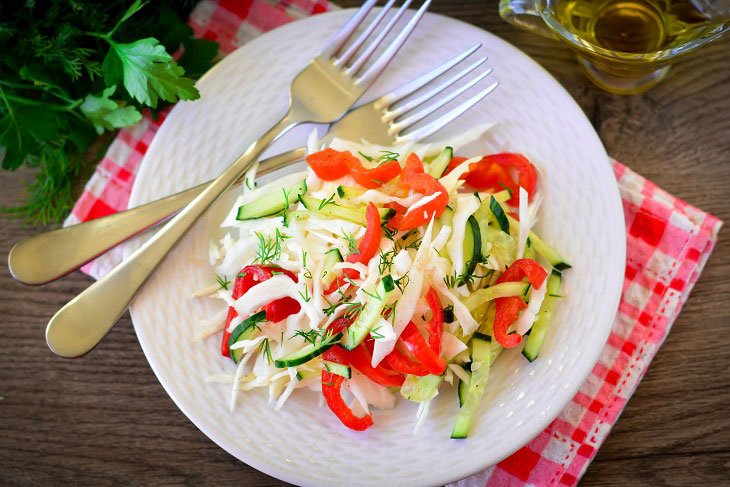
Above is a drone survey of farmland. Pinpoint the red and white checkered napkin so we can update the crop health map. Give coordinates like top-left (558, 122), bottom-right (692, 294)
top-left (64, 1), bottom-right (723, 485)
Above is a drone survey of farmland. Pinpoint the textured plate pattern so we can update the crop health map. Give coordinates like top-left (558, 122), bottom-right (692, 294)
top-left (127, 10), bottom-right (625, 487)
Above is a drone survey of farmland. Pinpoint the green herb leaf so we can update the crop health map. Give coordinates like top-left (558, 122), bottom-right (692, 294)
top-left (80, 86), bottom-right (142, 134)
top-left (103, 38), bottom-right (200, 108)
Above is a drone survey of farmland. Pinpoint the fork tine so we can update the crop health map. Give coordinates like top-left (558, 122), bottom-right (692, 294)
top-left (388, 56), bottom-right (487, 118)
top-left (321, 0), bottom-right (378, 58)
top-left (375, 44), bottom-right (481, 109)
top-left (397, 81), bottom-right (499, 143)
top-left (356, 0), bottom-right (432, 86)
top-left (393, 68), bottom-right (493, 129)
top-left (335, 0), bottom-right (398, 67)
top-left (347, 0), bottom-right (413, 76)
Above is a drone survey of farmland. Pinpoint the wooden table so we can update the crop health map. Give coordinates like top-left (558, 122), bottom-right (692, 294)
top-left (1, 2), bottom-right (728, 485)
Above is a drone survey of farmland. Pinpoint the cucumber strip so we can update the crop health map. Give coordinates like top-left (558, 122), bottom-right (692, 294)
top-left (492, 189), bottom-right (512, 204)
top-left (336, 185), bottom-right (368, 200)
top-left (427, 146), bottom-right (454, 177)
top-left (324, 361), bottom-right (352, 379)
top-left (451, 334), bottom-right (491, 439)
top-left (282, 210), bottom-right (313, 227)
top-left (522, 271), bottom-right (562, 362)
top-left (237, 180), bottom-right (307, 220)
top-left (451, 335), bottom-right (501, 439)
top-left (457, 369), bottom-right (471, 407)
top-left (274, 332), bottom-right (343, 368)
top-left (489, 196), bottom-right (510, 234)
top-left (507, 215), bottom-right (571, 270)
top-left (341, 275), bottom-right (395, 350)
top-left (299, 195), bottom-right (395, 225)
top-left (462, 281), bottom-right (529, 311)
top-left (227, 311), bottom-right (267, 364)
top-left (443, 305), bottom-right (455, 323)
top-left (321, 248), bottom-right (344, 288)
top-left (458, 215), bottom-right (482, 286)
top-left (401, 374), bottom-right (444, 402)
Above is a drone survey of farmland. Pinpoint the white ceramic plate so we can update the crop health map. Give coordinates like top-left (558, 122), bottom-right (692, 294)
top-left (127, 9), bottom-right (625, 487)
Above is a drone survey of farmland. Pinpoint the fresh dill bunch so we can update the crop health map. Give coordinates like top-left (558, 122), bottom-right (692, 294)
top-left (0, 0), bottom-right (219, 225)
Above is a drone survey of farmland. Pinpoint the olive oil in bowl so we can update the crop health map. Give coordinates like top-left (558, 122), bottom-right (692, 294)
top-left (499, 0), bottom-right (730, 93)
top-left (554, 0), bottom-right (723, 53)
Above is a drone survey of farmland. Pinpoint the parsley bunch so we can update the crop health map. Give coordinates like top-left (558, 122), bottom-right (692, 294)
top-left (0, 0), bottom-right (219, 224)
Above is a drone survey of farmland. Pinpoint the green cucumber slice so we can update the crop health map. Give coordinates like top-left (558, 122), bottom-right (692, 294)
top-left (451, 334), bottom-right (497, 439)
top-left (227, 311), bottom-right (267, 364)
top-left (323, 361), bottom-right (352, 379)
top-left (489, 196), bottom-right (509, 234)
top-left (321, 248), bottom-right (344, 288)
top-left (299, 195), bottom-right (395, 225)
top-left (458, 215), bottom-right (482, 286)
top-left (341, 275), bottom-right (395, 350)
top-left (274, 332), bottom-right (343, 368)
top-left (522, 270), bottom-right (562, 362)
top-left (401, 374), bottom-right (444, 402)
top-left (457, 368), bottom-right (471, 407)
top-left (336, 185), bottom-right (368, 200)
top-left (428, 146), bottom-right (454, 177)
top-left (237, 180), bottom-right (307, 220)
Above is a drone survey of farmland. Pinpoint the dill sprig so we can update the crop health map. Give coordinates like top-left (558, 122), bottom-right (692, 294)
top-left (257, 337), bottom-right (273, 364)
top-left (254, 229), bottom-right (291, 265)
top-left (394, 273), bottom-right (410, 293)
top-left (370, 326), bottom-right (385, 339)
top-left (342, 229), bottom-right (360, 255)
top-left (292, 328), bottom-right (339, 348)
top-left (215, 273), bottom-right (230, 290)
top-left (318, 193), bottom-right (337, 210)
top-left (378, 248), bottom-right (395, 275)
top-left (443, 264), bottom-right (493, 288)
top-left (378, 150), bottom-right (400, 163)
top-left (358, 151), bottom-right (373, 162)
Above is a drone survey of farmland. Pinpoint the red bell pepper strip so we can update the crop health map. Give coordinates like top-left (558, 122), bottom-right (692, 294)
top-left (321, 344), bottom-right (350, 365)
top-left (400, 321), bottom-right (447, 376)
top-left (346, 202), bottom-right (381, 267)
top-left (493, 258), bottom-right (548, 348)
top-left (322, 371), bottom-right (374, 431)
top-left (305, 148), bottom-right (350, 180)
top-left (305, 148), bottom-right (401, 188)
top-left (385, 345), bottom-right (430, 376)
top-left (220, 265), bottom-right (302, 356)
top-left (346, 345), bottom-right (405, 387)
top-left (445, 153), bottom-right (537, 206)
top-left (388, 153), bottom-right (449, 232)
top-left (324, 202), bottom-right (382, 294)
top-left (424, 287), bottom-right (444, 354)
top-left (345, 156), bottom-right (401, 189)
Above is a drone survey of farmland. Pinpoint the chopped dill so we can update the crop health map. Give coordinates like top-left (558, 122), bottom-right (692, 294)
top-left (318, 193), bottom-right (337, 210)
top-left (215, 274), bottom-right (230, 290)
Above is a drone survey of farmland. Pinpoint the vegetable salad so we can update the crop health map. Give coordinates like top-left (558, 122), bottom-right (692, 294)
top-left (196, 132), bottom-right (570, 437)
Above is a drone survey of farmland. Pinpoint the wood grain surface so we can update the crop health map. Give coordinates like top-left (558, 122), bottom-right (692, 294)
top-left (1, 1), bottom-right (729, 485)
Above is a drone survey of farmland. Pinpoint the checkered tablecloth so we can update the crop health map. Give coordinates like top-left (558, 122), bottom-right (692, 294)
top-left (64, 1), bottom-right (723, 485)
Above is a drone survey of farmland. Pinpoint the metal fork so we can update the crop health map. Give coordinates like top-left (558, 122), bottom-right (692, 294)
top-left (42, 1), bottom-right (431, 359)
top-left (9, 45), bottom-right (497, 287)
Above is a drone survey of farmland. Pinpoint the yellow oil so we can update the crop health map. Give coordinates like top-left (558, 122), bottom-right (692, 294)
top-left (554, 0), bottom-right (718, 53)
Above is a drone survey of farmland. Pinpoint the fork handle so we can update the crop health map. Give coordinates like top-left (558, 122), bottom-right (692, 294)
top-left (45, 112), bottom-right (299, 358)
top-left (8, 146), bottom-right (307, 286)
